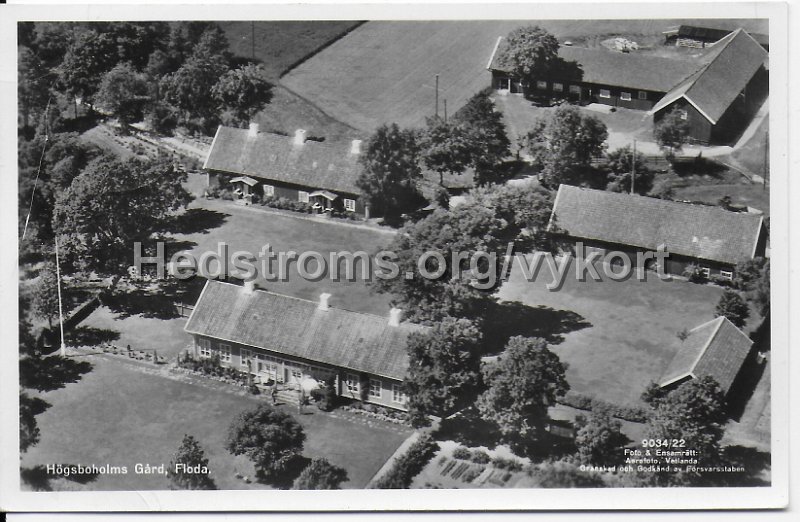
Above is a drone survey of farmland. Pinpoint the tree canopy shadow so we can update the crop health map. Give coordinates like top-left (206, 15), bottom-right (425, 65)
top-left (435, 408), bottom-right (504, 450)
top-left (256, 454), bottom-right (312, 489)
top-left (21, 464), bottom-right (100, 492)
top-left (65, 326), bottom-right (120, 348)
top-left (164, 208), bottom-right (229, 235)
top-left (480, 300), bottom-right (591, 354)
top-left (715, 445), bottom-right (771, 486)
top-left (19, 355), bottom-right (93, 392)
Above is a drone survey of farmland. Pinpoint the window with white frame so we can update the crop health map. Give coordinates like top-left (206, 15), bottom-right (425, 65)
top-left (218, 344), bottom-right (231, 363)
top-left (346, 374), bottom-right (360, 394)
top-left (198, 338), bottom-right (212, 358)
top-left (392, 384), bottom-right (407, 405)
top-left (298, 191), bottom-right (309, 203)
top-left (536, 80), bottom-right (547, 90)
top-left (638, 91), bottom-right (648, 100)
top-left (599, 89), bottom-right (611, 99)
top-left (620, 91), bottom-right (632, 101)
top-left (241, 349), bottom-right (252, 368)
top-left (719, 270), bottom-right (734, 281)
top-left (369, 379), bottom-right (382, 398)
top-left (569, 85), bottom-right (581, 94)
top-left (344, 198), bottom-right (356, 212)
top-left (552, 82), bottom-right (564, 92)
top-left (679, 109), bottom-right (688, 120)
top-left (263, 184), bottom-right (275, 197)
top-left (698, 266), bottom-right (711, 278)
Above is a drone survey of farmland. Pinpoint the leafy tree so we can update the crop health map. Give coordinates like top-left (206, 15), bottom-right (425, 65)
top-left (52, 156), bottom-right (192, 274)
top-left (603, 145), bottom-right (654, 195)
top-left (292, 458), bottom-right (349, 490)
top-left (31, 22), bottom-right (74, 66)
top-left (522, 105), bottom-right (607, 187)
top-left (496, 26), bottom-right (560, 86)
top-left (225, 405), bottom-right (305, 481)
top-left (212, 64), bottom-right (273, 126)
top-left (468, 183), bottom-right (555, 252)
top-left (653, 108), bottom-right (690, 159)
top-left (57, 29), bottom-right (120, 108)
top-left (20, 392), bottom-right (50, 453)
top-left (18, 47), bottom-right (51, 130)
top-left (530, 460), bottom-right (606, 488)
top-left (371, 201), bottom-right (513, 322)
top-left (573, 406), bottom-right (630, 467)
top-left (356, 123), bottom-right (425, 224)
top-left (476, 336), bottom-right (569, 441)
top-left (404, 318), bottom-right (483, 427)
top-left (106, 22), bottom-right (171, 70)
top-left (715, 289), bottom-right (750, 328)
top-left (641, 376), bottom-right (727, 486)
top-left (96, 62), bottom-right (149, 128)
top-left (452, 90), bottom-right (511, 185)
top-left (32, 262), bottom-right (60, 329)
top-left (160, 53), bottom-right (229, 129)
top-left (419, 118), bottom-right (476, 186)
top-left (167, 434), bottom-right (216, 490)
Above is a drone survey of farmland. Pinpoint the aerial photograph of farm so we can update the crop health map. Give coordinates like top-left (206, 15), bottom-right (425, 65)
top-left (17, 17), bottom-right (771, 493)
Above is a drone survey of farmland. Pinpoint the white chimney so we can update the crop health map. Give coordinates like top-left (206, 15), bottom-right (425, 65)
top-left (318, 292), bottom-right (331, 311)
top-left (388, 308), bottom-right (403, 327)
top-left (248, 122), bottom-right (259, 137)
top-left (243, 280), bottom-right (256, 295)
top-left (294, 129), bottom-right (307, 145)
top-left (350, 139), bottom-right (362, 154)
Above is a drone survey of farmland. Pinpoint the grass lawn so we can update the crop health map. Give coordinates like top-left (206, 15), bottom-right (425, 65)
top-left (21, 356), bottom-right (410, 490)
top-left (169, 193), bottom-right (396, 315)
top-left (498, 256), bottom-right (725, 406)
top-left (672, 182), bottom-right (770, 216)
top-left (75, 306), bottom-right (191, 359)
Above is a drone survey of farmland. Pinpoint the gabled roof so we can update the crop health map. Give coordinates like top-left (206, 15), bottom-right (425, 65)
top-left (204, 126), bottom-right (363, 196)
top-left (650, 29), bottom-right (768, 123)
top-left (548, 185), bottom-right (764, 266)
top-left (185, 280), bottom-right (426, 380)
top-left (659, 316), bottom-right (753, 394)
top-left (488, 38), bottom-right (702, 93)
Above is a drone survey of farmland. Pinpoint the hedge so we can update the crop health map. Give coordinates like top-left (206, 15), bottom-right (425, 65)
top-left (557, 391), bottom-right (650, 423)
top-left (371, 434), bottom-right (439, 489)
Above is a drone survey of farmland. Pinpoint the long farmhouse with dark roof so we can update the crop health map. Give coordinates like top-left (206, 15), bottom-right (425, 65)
top-left (185, 279), bottom-right (426, 410)
top-left (204, 123), bottom-right (368, 216)
top-left (488, 28), bottom-right (768, 144)
top-left (548, 184), bottom-right (767, 279)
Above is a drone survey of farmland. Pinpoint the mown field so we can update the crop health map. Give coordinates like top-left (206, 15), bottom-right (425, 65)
top-left (219, 21), bottom-right (363, 80)
top-left (281, 19), bottom-right (769, 133)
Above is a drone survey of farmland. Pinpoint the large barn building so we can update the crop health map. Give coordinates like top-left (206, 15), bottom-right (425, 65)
top-left (488, 28), bottom-right (768, 144)
top-left (185, 280), bottom-right (425, 411)
top-left (548, 184), bottom-right (768, 279)
top-left (204, 124), bottom-right (368, 216)
top-left (659, 316), bottom-right (754, 396)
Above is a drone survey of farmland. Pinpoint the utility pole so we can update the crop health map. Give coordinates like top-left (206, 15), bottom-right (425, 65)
top-left (55, 237), bottom-right (66, 358)
top-left (435, 74), bottom-right (439, 119)
top-left (443, 99), bottom-right (447, 123)
top-left (631, 139), bottom-right (636, 195)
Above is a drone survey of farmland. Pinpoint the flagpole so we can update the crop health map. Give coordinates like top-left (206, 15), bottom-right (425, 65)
top-left (55, 236), bottom-right (66, 357)
top-left (631, 139), bottom-right (636, 195)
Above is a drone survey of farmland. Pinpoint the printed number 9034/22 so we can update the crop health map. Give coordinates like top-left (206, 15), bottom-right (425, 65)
top-left (641, 439), bottom-right (686, 448)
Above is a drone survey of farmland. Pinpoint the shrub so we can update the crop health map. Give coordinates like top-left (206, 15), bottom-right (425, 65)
top-left (469, 450), bottom-right (491, 465)
top-left (492, 456), bottom-right (524, 472)
top-left (682, 263), bottom-right (707, 283)
top-left (708, 274), bottom-right (733, 287)
top-left (219, 189), bottom-right (234, 201)
top-left (452, 447), bottom-right (471, 460)
top-left (371, 434), bottom-right (438, 489)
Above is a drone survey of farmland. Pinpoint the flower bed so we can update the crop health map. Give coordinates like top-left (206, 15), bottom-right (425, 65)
top-left (176, 353), bottom-right (252, 387)
top-left (339, 402), bottom-right (411, 426)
